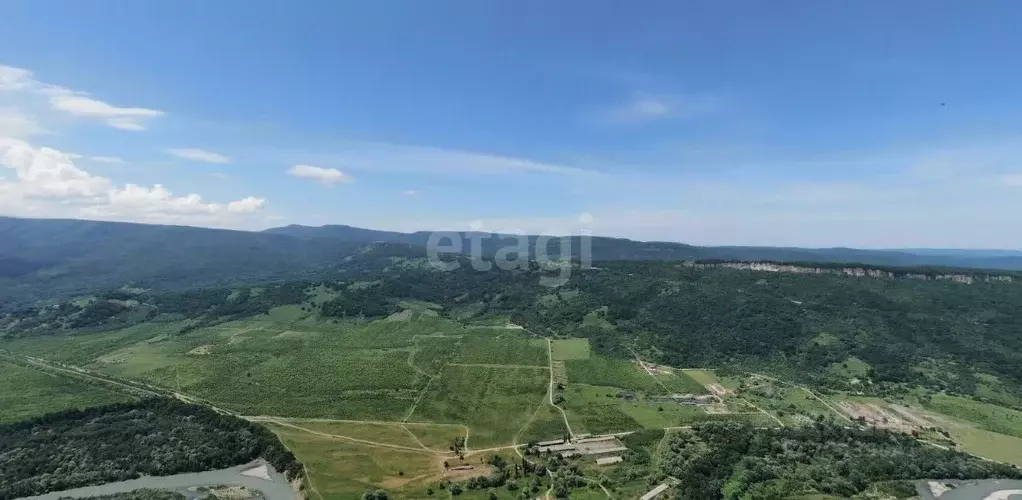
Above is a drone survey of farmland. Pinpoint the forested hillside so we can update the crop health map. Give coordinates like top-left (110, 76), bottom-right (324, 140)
top-left (659, 422), bottom-right (1022, 499)
top-left (0, 217), bottom-right (366, 308)
top-left (0, 398), bottom-right (302, 500)
top-left (7, 249), bottom-right (1022, 404)
top-left (6, 216), bottom-right (1022, 311)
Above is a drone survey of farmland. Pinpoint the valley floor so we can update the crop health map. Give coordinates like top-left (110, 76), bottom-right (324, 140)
top-left (3, 303), bottom-right (1022, 499)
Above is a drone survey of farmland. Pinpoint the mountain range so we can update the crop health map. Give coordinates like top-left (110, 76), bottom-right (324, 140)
top-left (3, 215), bottom-right (1022, 308)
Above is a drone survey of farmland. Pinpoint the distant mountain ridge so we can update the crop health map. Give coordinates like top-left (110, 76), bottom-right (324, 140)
top-left (3, 216), bottom-right (1022, 310)
top-left (264, 223), bottom-right (1022, 270)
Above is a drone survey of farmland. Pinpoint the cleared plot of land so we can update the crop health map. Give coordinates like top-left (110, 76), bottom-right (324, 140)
top-left (0, 359), bottom-right (132, 423)
top-left (452, 336), bottom-right (547, 366)
top-left (682, 369), bottom-right (726, 389)
top-left (403, 423), bottom-right (469, 452)
top-left (562, 385), bottom-right (644, 434)
top-left (517, 404), bottom-right (569, 444)
top-left (281, 421), bottom-right (424, 449)
top-left (410, 365), bottom-right (548, 447)
top-left (562, 384), bottom-right (776, 434)
top-left (760, 388), bottom-right (837, 426)
top-left (550, 338), bottom-right (591, 361)
top-left (923, 394), bottom-right (1022, 438)
top-left (565, 355), bottom-right (663, 393)
top-left (945, 425), bottom-right (1022, 466)
top-left (653, 371), bottom-right (709, 395)
top-left (267, 422), bottom-right (439, 500)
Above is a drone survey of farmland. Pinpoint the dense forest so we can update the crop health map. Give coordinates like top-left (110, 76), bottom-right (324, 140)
top-left (7, 215), bottom-right (1022, 309)
top-left (658, 422), bottom-right (1022, 499)
top-left (7, 247), bottom-right (1022, 402)
top-left (0, 398), bottom-right (302, 500)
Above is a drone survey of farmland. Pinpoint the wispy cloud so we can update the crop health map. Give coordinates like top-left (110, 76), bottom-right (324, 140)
top-left (602, 93), bottom-right (682, 123)
top-left (0, 64), bottom-right (165, 131)
top-left (166, 148), bottom-right (232, 164)
top-left (89, 155), bottom-right (125, 164)
top-left (0, 106), bottom-right (45, 138)
top-left (287, 164), bottom-right (351, 185)
top-left (277, 142), bottom-right (603, 178)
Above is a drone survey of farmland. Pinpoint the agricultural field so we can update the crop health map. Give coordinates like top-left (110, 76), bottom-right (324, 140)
top-left (6, 301), bottom-right (1022, 499)
top-left (922, 393), bottom-right (1022, 438)
top-left (451, 335), bottom-right (547, 366)
top-left (258, 419), bottom-right (470, 455)
top-left (409, 365), bottom-right (549, 447)
top-left (550, 338), bottom-right (591, 361)
top-left (944, 426), bottom-right (1022, 466)
top-left (267, 422), bottom-right (440, 500)
top-left (651, 369), bottom-right (709, 395)
top-left (516, 403), bottom-right (569, 444)
top-left (0, 358), bottom-right (132, 423)
top-left (565, 355), bottom-right (663, 393)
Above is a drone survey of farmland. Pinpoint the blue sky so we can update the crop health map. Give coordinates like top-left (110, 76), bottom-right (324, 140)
top-left (1, 1), bottom-right (1021, 248)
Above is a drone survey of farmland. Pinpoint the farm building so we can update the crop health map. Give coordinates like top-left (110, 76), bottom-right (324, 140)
top-left (640, 483), bottom-right (669, 500)
top-left (537, 438), bottom-right (565, 446)
top-left (595, 456), bottom-right (623, 465)
top-left (538, 443), bottom-right (576, 453)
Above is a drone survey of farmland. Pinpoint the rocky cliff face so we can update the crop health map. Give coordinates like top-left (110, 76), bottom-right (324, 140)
top-left (690, 261), bottom-right (1015, 284)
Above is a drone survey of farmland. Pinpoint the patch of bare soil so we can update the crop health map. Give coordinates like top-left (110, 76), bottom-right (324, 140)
top-left (838, 401), bottom-right (919, 433)
top-left (188, 344), bottom-right (215, 355)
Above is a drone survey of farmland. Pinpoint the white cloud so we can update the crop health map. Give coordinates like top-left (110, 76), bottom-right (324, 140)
top-left (0, 107), bottom-right (45, 138)
top-left (0, 138), bottom-right (265, 226)
top-left (280, 142), bottom-right (602, 178)
top-left (600, 93), bottom-right (682, 124)
top-left (227, 196), bottom-right (266, 213)
top-left (166, 148), bottom-right (232, 164)
top-left (89, 155), bottom-right (125, 164)
top-left (403, 189), bottom-right (418, 196)
top-left (287, 164), bottom-right (350, 185)
top-left (0, 64), bottom-right (165, 131)
top-left (0, 66), bottom-right (36, 92)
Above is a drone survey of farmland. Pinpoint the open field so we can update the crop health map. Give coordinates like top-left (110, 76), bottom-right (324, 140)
top-left (403, 423), bottom-right (470, 452)
top-left (5, 303), bottom-right (1022, 498)
top-left (452, 335), bottom-right (547, 366)
top-left (409, 364), bottom-right (549, 447)
top-left (565, 355), bottom-right (663, 393)
top-left (278, 421), bottom-right (427, 449)
top-left (923, 394), bottom-right (1022, 438)
top-left (562, 384), bottom-right (725, 434)
top-left (652, 370), bottom-right (709, 395)
top-left (0, 358), bottom-right (132, 423)
top-left (517, 403), bottom-right (569, 444)
top-left (267, 422), bottom-right (440, 500)
top-left (550, 338), bottom-right (591, 361)
top-left (945, 425), bottom-right (1022, 466)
